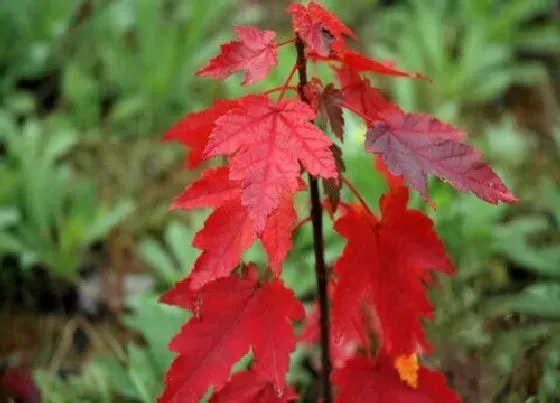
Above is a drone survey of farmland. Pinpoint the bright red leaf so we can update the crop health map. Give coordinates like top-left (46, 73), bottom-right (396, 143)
top-left (159, 276), bottom-right (303, 403)
top-left (339, 50), bottom-right (428, 80)
top-left (287, 1), bottom-right (354, 56)
top-left (331, 185), bottom-right (455, 358)
top-left (366, 107), bottom-right (518, 204)
top-left (160, 277), bottom-right (197, 312)
top-left (210, 370), bottom-right (298, 403)
top-left (196, 25), bottom-right (278, 85)
top-left (170, 168), bottom-right (300, 289)
top-left (205, 95), bottom-right (337, 232)
top-left (190, 200), bottom-right (257, 289)
top-left (333, 354), bottom-right (460, 403)
top-left (163, 100), bottom-right (238, 169)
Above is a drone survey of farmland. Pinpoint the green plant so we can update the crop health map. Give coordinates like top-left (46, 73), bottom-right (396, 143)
top-left (370, 0), bottom-right (559, 120)
top-left (64, 0), bottom-right (240, 138)
top-left (0, 111), bottom-right (133, 280)
top-left (136, 219), bottom-right (202, 290)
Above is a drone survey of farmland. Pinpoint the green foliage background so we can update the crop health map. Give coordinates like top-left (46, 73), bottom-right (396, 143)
top-left (1, 0), bottom-right (559, 402)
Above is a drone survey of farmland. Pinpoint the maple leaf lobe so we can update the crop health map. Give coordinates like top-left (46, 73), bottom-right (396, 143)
top-left (163, 100), bottom-right (237, 169)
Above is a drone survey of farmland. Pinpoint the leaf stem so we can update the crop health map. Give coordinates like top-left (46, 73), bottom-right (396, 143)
top-left (295, 34), bottom-right (334, 403)
top-left (277, 38), bottom-right (296, 47)
top-left (263, 85), bottom-right (297, 96)
top-left (278, 63), bottom-right (299, 100)
top-left (341, 175), bottom-right (374, 215)
top-left (293, 216), bottom-right (312, 233)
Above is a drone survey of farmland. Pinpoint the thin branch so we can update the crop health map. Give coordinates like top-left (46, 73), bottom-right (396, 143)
top-left (293, 216), bottom-right (312, 233)
top-left (263, 85), bottom-right (298, 96)
top-left (278, 63), bottom-right (299, 100)
top-left (295, 34), bottom-right (334, 403)
top-left (277, 37), bottom-right (296, 47)
top-left (341, 175), bottom-right (374, 215)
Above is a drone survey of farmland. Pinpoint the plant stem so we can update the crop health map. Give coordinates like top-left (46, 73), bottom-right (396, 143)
top-left (295, 34), bottom-right (334, 403)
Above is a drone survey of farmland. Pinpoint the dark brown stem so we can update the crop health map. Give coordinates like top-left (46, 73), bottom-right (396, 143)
top-left (295, 34), bottom-right (334, 403)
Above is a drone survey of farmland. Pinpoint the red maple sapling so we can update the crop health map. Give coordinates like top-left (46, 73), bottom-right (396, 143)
top-left (160, 2), bottom-right (516, 402)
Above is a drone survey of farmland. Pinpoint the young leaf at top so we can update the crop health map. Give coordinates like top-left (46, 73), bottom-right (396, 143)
top-left (287, 1), bottom-right (354, 57)
top-left (196, 25), bottom-right (278, 85)
top-left (211, 370), bottom-right (298, 403)
top-left (159, 275), bottom-right (303, 403)
top-left (163, 100), bottom-right (238, 169)
top-left (366, 106), bottom-right (518, 204)
top-left (331, 184), bottom-right (455, 358)
top-left (333, 354), bottom-right (460, 403)
top-left (205, 95), bottom-right (337, 232)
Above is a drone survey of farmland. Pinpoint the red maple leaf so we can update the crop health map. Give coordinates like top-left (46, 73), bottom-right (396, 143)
top-left (205, 95), bottom-right (337, 232)
top-left (160, 277), bottom-right (197, 312)
top-left (339, 50), bottom-right (428, 80)
top-left (331, 185), bottom-right (455, 358)
top-left (159, 276), bottom-right (304, 403)
top-left (335, 67), bottom-right (391, 122)
top-left (172, 167), bottom-right (299, 289)
top-left (171, 167), bottom-right (241, 211)
top-left (210, 370), bottom-right (298, 403)
top-left (366, 106), bottom-right (518, 204)
top-left (287, 1), bottom-right (354, 57)
top-left (333, 354), bottom-right (460, 403)
top-left (163, 100), bottom-right (238, 169)
top-left (196, 25), bottom-right (278, 85)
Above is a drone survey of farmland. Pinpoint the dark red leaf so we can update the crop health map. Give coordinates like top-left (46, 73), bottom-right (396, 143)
top-left (366, 107), bottom-right (518, 204)
top-left (196, 25), bottom-right (278, 85)
top-left (210, 370), bottom-right (298, 403)
top-left (333, 355), bottom-right (460, 403)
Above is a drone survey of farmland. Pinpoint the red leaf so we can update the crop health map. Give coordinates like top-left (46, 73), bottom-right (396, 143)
top-left (190, 200), bottom-right (257, 290)
top-left (163, 100), bottom-right (238, 169)
top-left (287, 1), bottom-right (354, 56)
top-left (211, 370), bottom-right (298, 403)
top-left (205, 95), bottom-right (337, 232)
top-left (333, 355), bottom-right (460, 403)
top-left (320, 84), bottom-right (345, 140)
top-left (366, 107), bottom-right (518, 204)
top-left (196, 25), bottom-right (278, 85)
top-left (332, 185), bottom-right (455, 358)
top-left (160, 277), bottom-right (197, 311)
top-left (159, 276), bottom-right (304, 403)
top-left (335, 67), bottom-right (391, 122)
top-left (261, 192), bottom-right (298, 275)
top-left (174, 168), bottom-right (301, 289)
top-left (339, 50), bottom-right (428, 80)
top-left (171, 167), bottom-right (241, 211)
